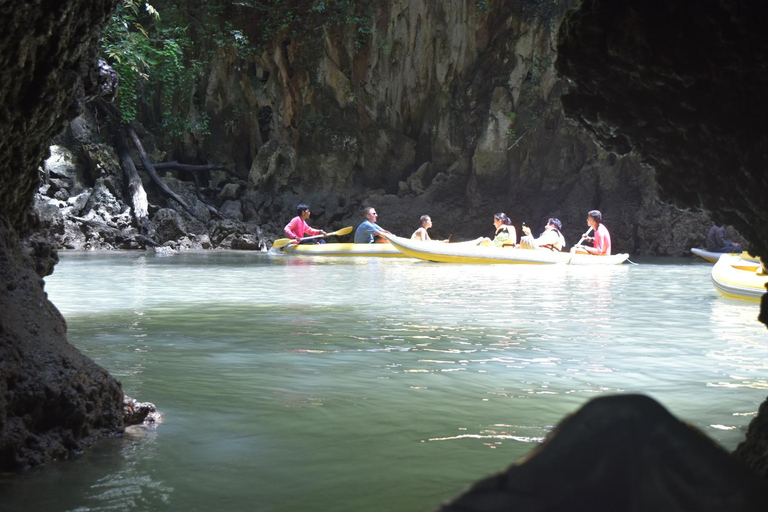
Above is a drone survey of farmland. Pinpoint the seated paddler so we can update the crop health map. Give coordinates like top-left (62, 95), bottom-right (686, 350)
top-left (354, 207), bottom-right (392, 243)
top-left (284, 204), bottom-right (326, 244)
top-left (520, 218), bottom-right (566, 251)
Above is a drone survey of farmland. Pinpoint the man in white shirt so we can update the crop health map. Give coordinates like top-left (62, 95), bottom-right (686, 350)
top-left (520, 218), bottom-right (566, 251)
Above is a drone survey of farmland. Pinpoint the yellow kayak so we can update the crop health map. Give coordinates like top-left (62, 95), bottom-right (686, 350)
top-left (691, 248), bottom-right (727, 263)
top-left (691, 248), bottom-right (756, 263)
top-left (383, 234), bottom-right (630, 265)
top-left (711, 254), bottom-right (767, 301)
top-left (283, 242), bottom-right (409, 257)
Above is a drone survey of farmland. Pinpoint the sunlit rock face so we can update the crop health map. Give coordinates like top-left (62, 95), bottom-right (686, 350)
top-left (170, 0), bottom-right (712, 254)
top-left (555, 0), bottom-right (767, 273)
top-left (0, 0), bottom-right (124, 470)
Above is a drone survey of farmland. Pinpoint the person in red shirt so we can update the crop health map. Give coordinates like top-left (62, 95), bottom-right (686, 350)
top-left (571, 210), bottom-right (612, 255)
top-left (283, 204), bottom-right (326, 243)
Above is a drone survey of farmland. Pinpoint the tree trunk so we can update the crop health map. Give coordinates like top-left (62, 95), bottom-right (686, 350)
top-left (96, 100), bottom-right (154, 239)
top-left (126, 126), bottom-right (204, 222)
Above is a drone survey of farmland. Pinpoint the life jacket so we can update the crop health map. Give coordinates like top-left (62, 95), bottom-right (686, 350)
top-left (540, 229), bottom-right (566, 252)
top-left (495, 225), bottom-right (516, 247)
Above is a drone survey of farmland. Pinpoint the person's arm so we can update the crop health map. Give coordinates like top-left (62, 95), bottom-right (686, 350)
top-left (303, 223), bottom-right (324, 237)
top-left (356, 221), bottom-right (387, 243)
top-left (374, 223), bottom-right (392, 236)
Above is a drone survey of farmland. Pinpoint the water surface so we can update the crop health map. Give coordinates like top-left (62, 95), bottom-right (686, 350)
top-left (2, 251), bottom-right (766, 511)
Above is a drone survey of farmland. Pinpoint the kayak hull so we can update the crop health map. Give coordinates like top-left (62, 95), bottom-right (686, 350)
top-left (691, 247), bottom-right (758, 264)
top-left (691, 248), bottom-right (726, 263)
top-left (283, 242), bottom-right (408, 257)
top-left (383, 234), bottom-right (629, 265)
top-left (711, 254), bottom-right (767, 301)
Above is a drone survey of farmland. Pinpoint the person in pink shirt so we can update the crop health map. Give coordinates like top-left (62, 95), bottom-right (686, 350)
top-left (571, 210), bottom-right (612, 255)
top-left (283, 204), bottom-right (326, 243)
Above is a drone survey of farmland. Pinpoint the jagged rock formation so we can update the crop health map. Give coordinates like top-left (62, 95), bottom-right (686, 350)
top-left (34, 106), bottom-right (268, 252)
top-left (556, 0), bottom-right (767, 263)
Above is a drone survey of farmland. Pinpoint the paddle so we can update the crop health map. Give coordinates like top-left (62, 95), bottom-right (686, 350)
top-left (565, 227), bottom-right (595, 264)
top-left (574, 226), bottom-right (594, 248)
top-left (272, 226), bottom-right (354, 249)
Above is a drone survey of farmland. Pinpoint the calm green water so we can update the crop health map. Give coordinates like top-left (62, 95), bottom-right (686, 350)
top-left (2, 251), bottom-right (766, 511)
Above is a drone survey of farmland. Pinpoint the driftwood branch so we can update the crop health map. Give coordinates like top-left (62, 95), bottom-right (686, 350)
top-left (116, 125), bottom-right (153, 236)
top-left (138, 161), bottom-right (232, 173)
top-left (126, 126), bottom-right (204, 222)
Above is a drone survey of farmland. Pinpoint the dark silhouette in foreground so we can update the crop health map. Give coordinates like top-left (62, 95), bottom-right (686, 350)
top-left (438, 395), bottom-right (767, 511)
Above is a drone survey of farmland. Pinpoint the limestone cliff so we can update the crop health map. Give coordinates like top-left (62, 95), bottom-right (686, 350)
top-left (107, 0), bottom-right (712, 254)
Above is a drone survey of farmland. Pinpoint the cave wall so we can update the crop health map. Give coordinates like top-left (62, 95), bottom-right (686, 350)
top-left (0, 0), bottom-right (125, 470)
top-left (555, 0), bottom-right (767, 317)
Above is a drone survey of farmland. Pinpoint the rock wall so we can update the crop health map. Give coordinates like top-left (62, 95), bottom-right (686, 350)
top-left (0, 0), bottom-right (125, 470)
top-left (124, 0), bottom-right (714, 254)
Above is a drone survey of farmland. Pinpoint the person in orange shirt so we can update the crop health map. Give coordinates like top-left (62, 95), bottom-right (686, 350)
top-left (283, 204), bottom-right (326, 243)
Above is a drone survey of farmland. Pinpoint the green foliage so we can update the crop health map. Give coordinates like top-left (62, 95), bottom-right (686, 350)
top-left (100, 0), bottom-right (379, 142)
top-left (101, 0), bottom-right (246, 137)
top-left (377, 34), bottom-right (392, 55)
top-left (506, 111), bottom-right (516, 139)
top-left (101, 1), bottom-right (158, 123)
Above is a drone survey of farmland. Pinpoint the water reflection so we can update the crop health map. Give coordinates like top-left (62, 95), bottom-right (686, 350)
top-left (78, 425), bottom-right (171, 510)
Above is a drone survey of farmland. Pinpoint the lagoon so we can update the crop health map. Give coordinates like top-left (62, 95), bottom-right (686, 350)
top-left (1, 251), bottom-right (766, 511)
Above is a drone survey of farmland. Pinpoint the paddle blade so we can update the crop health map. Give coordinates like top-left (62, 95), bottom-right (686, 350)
top-left (272, 238), bottom-right (295, 249)
top-left (331, 226), bottom-right (354, 237)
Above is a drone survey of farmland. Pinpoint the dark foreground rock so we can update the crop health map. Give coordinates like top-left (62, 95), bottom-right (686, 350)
top-left (438, 395), bottom-right (768, 511)
top-left (734, 398), bottom-right (768, 481)
top-left (0, 218), bottom-right (124, 471)
top-left (0, 0), bottom-right (125, 471)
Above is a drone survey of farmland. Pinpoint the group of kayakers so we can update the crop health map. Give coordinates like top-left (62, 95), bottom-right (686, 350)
top-left (471, 210), bottom-right (610, 255)
top-left (283, 204), bottom-right (612, 256)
